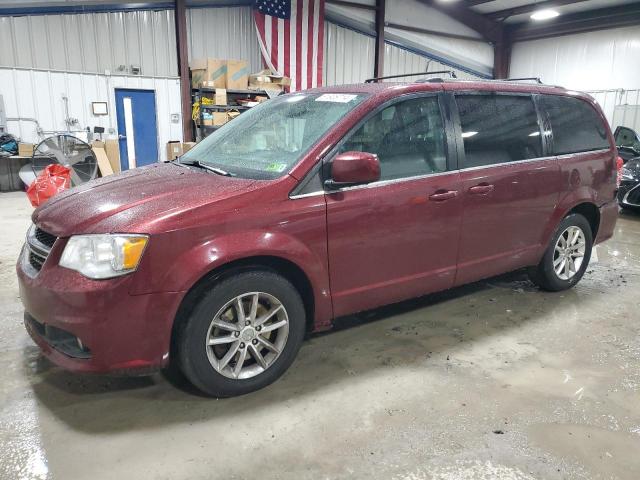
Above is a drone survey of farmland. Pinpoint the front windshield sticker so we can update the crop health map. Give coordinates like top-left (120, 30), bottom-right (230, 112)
top-left (265, 162), bottom-right (288, 172)
top-left (315, 94), bottom-right (359, 103)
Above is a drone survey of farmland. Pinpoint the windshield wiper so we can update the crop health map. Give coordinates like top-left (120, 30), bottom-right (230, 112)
top-left (176, 158), bottom-right (235, 177)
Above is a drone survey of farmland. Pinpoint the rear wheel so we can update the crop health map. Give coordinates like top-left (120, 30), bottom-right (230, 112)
top-left (176, 270), bottom-right (306, 397)
top-left (528, 214), bottom-right (593, 292)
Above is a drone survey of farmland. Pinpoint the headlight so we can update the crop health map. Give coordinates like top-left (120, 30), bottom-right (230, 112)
top-left (59, 234), bottom-right (148, 279)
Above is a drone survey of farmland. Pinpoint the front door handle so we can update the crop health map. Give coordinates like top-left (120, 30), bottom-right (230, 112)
top-left (468, 184), bottom-right (494, 195)
top-left (429, 190), bottom-right (458, 202)
top-left (118, 134), bottom-right (127, 140)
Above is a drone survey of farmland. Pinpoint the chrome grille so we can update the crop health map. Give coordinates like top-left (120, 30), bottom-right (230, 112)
top-left (24, 226), bottom-right (57, 274)
top-left (34, 228), bottom-right (56, 248)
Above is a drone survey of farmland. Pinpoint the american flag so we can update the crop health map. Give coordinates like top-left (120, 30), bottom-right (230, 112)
top-left (254, 0), bottom-right (325, 92)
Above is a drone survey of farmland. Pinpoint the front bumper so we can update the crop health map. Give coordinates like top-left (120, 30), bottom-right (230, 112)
top-left (17, 245), bottom-right (185, 375)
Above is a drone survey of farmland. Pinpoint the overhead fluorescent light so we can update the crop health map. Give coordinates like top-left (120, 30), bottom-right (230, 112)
top-left (531, 9), bottom-right (560, 21)
top-left (461, 131), bottom-right (478, 138)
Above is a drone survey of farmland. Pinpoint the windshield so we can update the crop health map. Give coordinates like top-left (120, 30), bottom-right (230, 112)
top-left (182, 92), bottom-right (367, 179)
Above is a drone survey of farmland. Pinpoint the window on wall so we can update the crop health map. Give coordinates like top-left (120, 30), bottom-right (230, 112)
top-left (338, 96), bottom-right (447, 181)
top-left (456, 94), bottom-right (543, 168)
top-left (541, 95), bottom-right (610, 155)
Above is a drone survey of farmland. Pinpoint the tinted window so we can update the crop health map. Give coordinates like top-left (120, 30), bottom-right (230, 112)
top-left (615, 126), bottom-right (640, 151)
top-left (541, 95), bottom-right (609, 155)
top-left (456, 94), bottom-right (542, 168)
top-left (337, 96), bottom-right (447, 181)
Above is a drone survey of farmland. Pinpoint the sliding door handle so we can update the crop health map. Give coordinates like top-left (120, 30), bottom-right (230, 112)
top-left (429, 190), bottom-right (458, 202)
top-left (468, 184), bottom-right (494, 195)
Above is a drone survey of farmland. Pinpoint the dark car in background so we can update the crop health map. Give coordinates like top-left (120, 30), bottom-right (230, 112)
top-left (615, 126), bottom-right (640, 210)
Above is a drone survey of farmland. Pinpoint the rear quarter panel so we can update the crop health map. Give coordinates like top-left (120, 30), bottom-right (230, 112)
top-left (540, 92), bottom-right (618, 251)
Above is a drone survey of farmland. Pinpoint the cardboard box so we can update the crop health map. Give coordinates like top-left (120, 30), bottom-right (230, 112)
top-left (213, 112), bottom-right (228, 126)
top-left (183, 142), bottom-right (196, 153)
top-left (166, 141), bottom-right (184, 161)
top-left (18, 143), bottom-right (34, 157)
top-left (190, 58), bottom-right (227, 89)
top-left (249, 69), bottom-right (291, 93)
top-left (215, 88), bottom-right (227, 106)
top-left (91, 144), bottom-right (114, 177)
top-left (226, 59), bottom-right (250, 90)
top-left (104, 139), bottom-right (121, 173)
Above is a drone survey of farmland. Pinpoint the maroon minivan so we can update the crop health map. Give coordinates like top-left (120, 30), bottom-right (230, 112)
top-left (17, 79), bottom-right (618, 396)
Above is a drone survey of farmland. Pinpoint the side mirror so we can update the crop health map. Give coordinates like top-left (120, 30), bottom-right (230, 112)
top-left (325, 151), bottom-right (381, 189)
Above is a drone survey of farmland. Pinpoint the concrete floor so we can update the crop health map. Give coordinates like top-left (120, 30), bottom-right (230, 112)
top-left (1, 190), bottom-right (639, 480)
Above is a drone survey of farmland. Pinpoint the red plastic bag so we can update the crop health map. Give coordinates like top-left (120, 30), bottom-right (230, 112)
top-left (26, 164), bottom-right (71, 207)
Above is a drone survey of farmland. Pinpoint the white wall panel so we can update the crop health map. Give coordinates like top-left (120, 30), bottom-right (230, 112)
top-left (0, 67), bottom-right (182, 162)
top-left (323, 21), bottom-right (375, 86)
top-left (187, 7), bottom-right (262, 72)
top-left (323, 22), bottom-right (483, 86)
top-left (384, 43), bottom-right (483, 81)
top-left (586, 89), bottom-right (640, 132)
top-left (0, 10), bottom-right (177, 76)
top-left (510, 26), bottom-right (640, 92)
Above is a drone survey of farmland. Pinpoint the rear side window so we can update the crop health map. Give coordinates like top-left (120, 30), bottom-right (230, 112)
top-left (456, 94), bottom-right (542, 168)
top-left (541, 95), bottom-right (609, 155)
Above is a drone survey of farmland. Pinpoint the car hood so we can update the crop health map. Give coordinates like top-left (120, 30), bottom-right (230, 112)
top-left (32, 163), bottom-right (260, 236)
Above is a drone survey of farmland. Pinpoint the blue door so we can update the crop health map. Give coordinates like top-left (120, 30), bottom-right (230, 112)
top-left (115, 88), bottom-right (159, 170)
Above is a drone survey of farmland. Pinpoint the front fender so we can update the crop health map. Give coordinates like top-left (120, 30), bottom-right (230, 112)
top-left (130, 229), bottom-right (333, 329)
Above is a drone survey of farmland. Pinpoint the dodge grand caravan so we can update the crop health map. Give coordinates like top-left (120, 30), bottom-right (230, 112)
top-left (17, 79), bottom-right (618, 397)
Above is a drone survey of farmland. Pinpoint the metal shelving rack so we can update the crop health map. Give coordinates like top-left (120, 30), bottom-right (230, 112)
top-left (193, 87), bottom-right (273, 140)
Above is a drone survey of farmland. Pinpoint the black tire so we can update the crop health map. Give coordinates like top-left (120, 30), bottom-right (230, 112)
top-left (528, 213), bottom-right (593, 292)
top-left (176, 270), bottom-right (306, 397)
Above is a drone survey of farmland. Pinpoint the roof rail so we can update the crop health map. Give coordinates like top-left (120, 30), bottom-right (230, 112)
top-left (505, 77), bottom-right (543, 84)
top-left (364, 70), bottom-right (458, 83)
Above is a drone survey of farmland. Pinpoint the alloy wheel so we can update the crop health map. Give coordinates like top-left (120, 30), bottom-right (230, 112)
top-left (205, 292), bottom-right (289, 379)
top-left (553, 226), bottom-right (586, 281)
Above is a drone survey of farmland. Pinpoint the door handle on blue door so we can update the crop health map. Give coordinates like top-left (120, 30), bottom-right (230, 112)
top-left (468, 184), bottom-right (494, 195)
top-left (118, 134), bottom-right (127, 140)
top-left (429, 190), bottom-right (458, 202)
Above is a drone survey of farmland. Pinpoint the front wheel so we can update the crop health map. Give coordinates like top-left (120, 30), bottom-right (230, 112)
top-left (528, 213), bottom-right (593, 292)
top-left (176, 270), bottom-right (306, 397)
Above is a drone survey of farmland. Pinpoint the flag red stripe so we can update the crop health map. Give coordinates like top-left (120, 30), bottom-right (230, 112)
top-left (296, 0), bottom-right (303, 91)
top-left (270, 15), bottom-right (278, 73)
top-left (317, 1), bottom-right (324, 86)
top-left (284, 11), bottom-right (291, 81)
top-left (307, 0), bottom-right (314, 90)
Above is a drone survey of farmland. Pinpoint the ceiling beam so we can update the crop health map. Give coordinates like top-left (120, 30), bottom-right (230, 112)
top-left (325, 0), bottom-right (377, 11)
top-left (488, 0), bottom-right (589, 20)
top-left (465, 0), bottom-right (496, 6)
top-left (508, 3), bottom-right (640, 41)
top-left (416, 0), bottom-right (503, 43)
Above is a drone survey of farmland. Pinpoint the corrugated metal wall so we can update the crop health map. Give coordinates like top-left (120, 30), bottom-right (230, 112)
top-left (323, 22), bottom-right (482, 86)
top-left (0, 67), bottom-right (183, 162)
top-left (510, 25), bottom-right (640, 92)
top-left (323, 21), bottom-right (375, 86)
top-left (187, 7), bottom-right (262, 72)
top-left (587, 89), bottom-right (640, 132)
top-left (384, 42), bottom-right (481, 81)
top-left (0, 10), bottom-right (177, 77)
